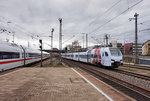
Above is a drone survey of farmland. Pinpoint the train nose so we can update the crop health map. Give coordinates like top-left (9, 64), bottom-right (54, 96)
top-left (111, 59), bottom-right (123, 66)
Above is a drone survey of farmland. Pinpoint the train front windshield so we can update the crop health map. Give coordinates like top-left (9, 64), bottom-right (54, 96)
top-left (110, 48), bottom-right (121, 56)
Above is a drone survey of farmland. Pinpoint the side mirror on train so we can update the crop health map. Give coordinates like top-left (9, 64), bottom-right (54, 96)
top-left (105, 52), bottom-right (108, 56)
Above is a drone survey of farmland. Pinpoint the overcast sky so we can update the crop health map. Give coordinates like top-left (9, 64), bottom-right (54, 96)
top-left (0, 0), bottom-right (150, 49)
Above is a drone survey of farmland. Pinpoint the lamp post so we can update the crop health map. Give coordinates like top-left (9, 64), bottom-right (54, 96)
top-left (129, 13), bottom-right (139, 64)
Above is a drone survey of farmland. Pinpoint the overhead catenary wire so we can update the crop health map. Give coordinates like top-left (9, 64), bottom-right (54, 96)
top-left (139, 28), bottom-right (150, 32)
top-left (89, 0), bottom-right (122, 26)
top-left (62, 35), bottom-right (75, 44)
top-left (88, 0), bottom-right (143, 35)
top-left (138, 14), bottom-right (150, 19)
top-left (0, 17), bottom-right (52, 48)
top-left (0, 0), bottom-right (145, 48)
top-left (62, 0), bottom-right (124, 43)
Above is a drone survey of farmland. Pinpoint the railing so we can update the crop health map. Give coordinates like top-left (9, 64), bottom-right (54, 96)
top-left (123, 55), bottom-right (150, 65)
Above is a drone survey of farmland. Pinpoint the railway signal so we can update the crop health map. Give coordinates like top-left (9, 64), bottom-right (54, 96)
top-left (39, 39), bottom-right (43, 67)
top-left (50, 28), bottom-right (54, 65)
top-left (59, 18), bottom-right (63, 64)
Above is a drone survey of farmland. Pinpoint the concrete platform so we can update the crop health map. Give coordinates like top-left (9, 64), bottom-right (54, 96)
top-left (0, 67), bottom-right (110, 101)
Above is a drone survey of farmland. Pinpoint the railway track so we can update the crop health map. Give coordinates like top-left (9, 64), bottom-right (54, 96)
top-left (113, 69), bottom-right (150, 81)
top-left (63, 59), bottom-right (150, 101)
top-left (123, 64), bottom-right (150, 71)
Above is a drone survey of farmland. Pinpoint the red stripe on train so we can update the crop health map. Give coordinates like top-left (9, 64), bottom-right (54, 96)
top-left (0, 59), bottom-right (24, 64)
top-left (0, 56), bottom-right (47, 64)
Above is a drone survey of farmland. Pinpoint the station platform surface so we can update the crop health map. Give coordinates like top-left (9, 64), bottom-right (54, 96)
top-left (0, 67), bottom-right (134, 101)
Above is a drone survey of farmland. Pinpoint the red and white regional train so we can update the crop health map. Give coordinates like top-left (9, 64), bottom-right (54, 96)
top-left (62, 47), bottom-right (123, 68)
top-left (0, 41), bottom-right (49, 71)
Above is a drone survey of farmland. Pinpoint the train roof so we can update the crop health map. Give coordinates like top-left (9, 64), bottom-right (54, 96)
top-left (24, 47), bottom-right (40, 53)
top-left (0, 41), bottom-right (23, 52)
top-left (0, 41), bottom-right (49, 54)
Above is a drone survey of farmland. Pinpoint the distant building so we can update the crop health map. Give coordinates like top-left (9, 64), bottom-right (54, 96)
top-left (142, 40), bottom-right (150, 55)
top-left (65, 40), bottom-right (82, 52)
top-left (124, 43), bottom-right (133, 55)
top-left (117, 43), bottom-right (124, 54)
top-left (53, 48), bottom-right (58, 50)
top-left (124, 42), bottom-right (142, 55)
top-left (133, 43), bottom-right (142, 55)
top-left (111, 41), bottom-right (117, 48)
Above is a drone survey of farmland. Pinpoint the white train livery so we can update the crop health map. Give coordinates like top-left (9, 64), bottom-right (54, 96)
top-left (62, 47), bottom-right (123, 68)
top-left (0, 41), bottom-right (49, 71)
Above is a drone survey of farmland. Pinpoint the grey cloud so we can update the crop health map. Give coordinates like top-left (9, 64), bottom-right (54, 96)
top-left (0, 0), bottom-right (150, 49)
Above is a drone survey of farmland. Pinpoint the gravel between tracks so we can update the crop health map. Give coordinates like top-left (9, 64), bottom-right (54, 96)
top-left (69, 60), bottom-right (150, 92)
top-left (100, 69), bottom-right (150, 91)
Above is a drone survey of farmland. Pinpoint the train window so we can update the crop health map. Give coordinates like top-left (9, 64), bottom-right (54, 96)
top-left (99, 55), bottom-right (101, 59)
top-left (29, 53), bottom-right (40, 57)
top-left (94, 54), bottom-right (97, 58)
top-left (26, 53), bottom-right (28, 57)
top-left (0, 52), bottom-right (20, 59)
top-left (102, 53), bottom-right (104, 56)
top-left (22, 53), bottom-right (24, 58)
top-left (75, 55), bottom-right (78, 58)
top-left (105, 52), bottom-right (108, 56)
top-left (87, 54), bottom-right (90, 59)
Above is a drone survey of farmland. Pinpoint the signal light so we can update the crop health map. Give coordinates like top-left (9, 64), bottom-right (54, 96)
top-left (39, 39), bottom-right (42, 44)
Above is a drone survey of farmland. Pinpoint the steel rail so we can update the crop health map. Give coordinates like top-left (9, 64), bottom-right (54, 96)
top-left (63, 59), bottom-right (150, 100)
top-left (123, 64), bottom-right (150, 71)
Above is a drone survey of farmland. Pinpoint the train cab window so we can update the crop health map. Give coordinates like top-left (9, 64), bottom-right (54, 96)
top-left (110, 48), bottom-right (121, 56)
top-left (0, 52), bottom-right (20, 59)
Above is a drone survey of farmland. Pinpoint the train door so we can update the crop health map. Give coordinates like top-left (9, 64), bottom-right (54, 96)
top-left (103, 51), bottom-right (110, 66)
top-left (101, 51), bottom-right (109, 66)
top-left (87, 50), bottom-right (91, 63)
top-left (87, 53), bottom-right (90, 63)
top-left (101, 52), bottom-right (105, 66)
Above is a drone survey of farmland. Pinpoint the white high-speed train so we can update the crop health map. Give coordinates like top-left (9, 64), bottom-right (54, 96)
top-left (0, 41), bottom-right (49, 71)
top-left (62, 47), bottom-right (123, 68)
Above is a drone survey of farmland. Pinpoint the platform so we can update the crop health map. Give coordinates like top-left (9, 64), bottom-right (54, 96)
top-left (0, 67), bottom-right (110, 101)
top-left (0, 67), bottom-right (135, 101)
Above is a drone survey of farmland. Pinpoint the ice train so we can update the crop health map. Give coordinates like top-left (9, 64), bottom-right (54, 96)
top-left (62, 47), bottom-right (123, 68)
top-left (0, 41), bottom-right (49, 71)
